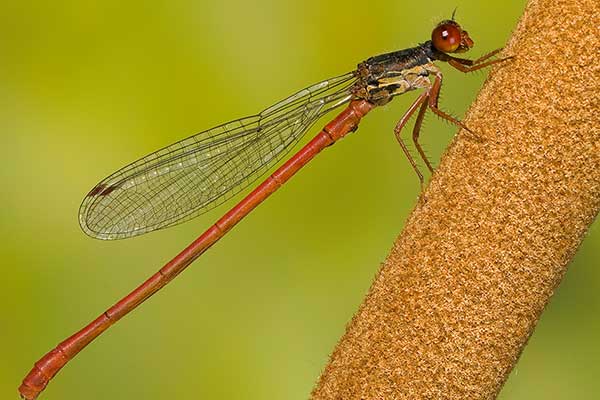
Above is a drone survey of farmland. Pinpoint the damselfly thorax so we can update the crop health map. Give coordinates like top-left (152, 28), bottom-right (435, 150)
top-left (353, 44), bottom-right (441, 105)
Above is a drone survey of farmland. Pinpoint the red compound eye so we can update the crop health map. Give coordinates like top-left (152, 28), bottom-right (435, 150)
top-left (432, 23), bottom-right (461, 53)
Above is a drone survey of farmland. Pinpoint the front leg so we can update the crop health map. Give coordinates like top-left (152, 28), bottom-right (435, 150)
top-left (446, 48), bottom-right (513, 73)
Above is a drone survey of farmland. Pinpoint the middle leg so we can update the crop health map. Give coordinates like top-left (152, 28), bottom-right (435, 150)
top-left (426, 69), bottom-right (482, 142)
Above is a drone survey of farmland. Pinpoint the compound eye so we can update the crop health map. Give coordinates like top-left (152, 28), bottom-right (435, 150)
top-left (432, 23), bottom-right (461, 53)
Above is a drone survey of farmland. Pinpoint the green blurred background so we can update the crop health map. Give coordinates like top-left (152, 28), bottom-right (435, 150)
top-left (1, 1), bottom-right (598, 399)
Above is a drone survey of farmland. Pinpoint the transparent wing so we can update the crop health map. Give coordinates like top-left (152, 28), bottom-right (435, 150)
top-left (79, 73), bottom-right (356, 240)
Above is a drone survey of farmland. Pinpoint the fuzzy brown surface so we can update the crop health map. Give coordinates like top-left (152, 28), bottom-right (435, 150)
top-left (311, 0), bottom-right (600, 399)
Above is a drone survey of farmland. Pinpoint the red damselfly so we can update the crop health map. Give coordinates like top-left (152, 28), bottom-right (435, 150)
top-left (20, 17), bottom-right (510, 399)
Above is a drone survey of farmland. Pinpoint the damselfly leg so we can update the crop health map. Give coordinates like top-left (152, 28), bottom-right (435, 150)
top-left (394, 48), bottom-right (511, 188)
top-left (394, 92), bottom-right (430, 188)
top-left (447, 49), bottom-right (513, 73)
top-left (412, 96), bottom-right (433, 174)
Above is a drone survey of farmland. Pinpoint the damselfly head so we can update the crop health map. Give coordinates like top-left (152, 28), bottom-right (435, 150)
top-left (431, 20), bottom-right (474, 54)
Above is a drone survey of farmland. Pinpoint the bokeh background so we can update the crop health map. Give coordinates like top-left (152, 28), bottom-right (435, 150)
top-left (1, 1), bottom-right (598, 399)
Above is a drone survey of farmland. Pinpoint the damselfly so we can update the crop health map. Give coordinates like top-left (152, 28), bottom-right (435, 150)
top-left (20, 17), bottom-right (510, 400)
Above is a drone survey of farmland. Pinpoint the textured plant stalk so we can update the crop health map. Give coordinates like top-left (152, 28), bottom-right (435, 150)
top-left (311, 0), bottom-right (600, 399)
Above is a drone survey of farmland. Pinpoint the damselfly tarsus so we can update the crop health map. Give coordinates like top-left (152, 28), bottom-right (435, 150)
top-left (20, 17), bottom-right (511, 400)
